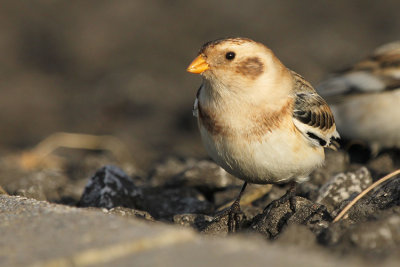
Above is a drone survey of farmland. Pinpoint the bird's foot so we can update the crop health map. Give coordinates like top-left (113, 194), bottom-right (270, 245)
top-left (227, 199), bottom-right (245, 233)
top-left (263, 183), bottom-right (297, 216)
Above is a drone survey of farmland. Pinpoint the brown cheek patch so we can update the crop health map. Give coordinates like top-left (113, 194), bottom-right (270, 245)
top-left (236, 57), bottom-right (264, 79)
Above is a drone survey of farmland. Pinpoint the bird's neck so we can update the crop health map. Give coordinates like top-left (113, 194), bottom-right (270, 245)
top-left (199, 68), bottom-right (292, 112)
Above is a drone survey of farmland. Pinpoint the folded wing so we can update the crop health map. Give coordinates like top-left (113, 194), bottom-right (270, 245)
top-left (291, 72), bottom-right (340, 149)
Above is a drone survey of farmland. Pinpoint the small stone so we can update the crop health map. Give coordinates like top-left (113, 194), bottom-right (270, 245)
top-left (78, 165), bottom-right (142, 209)
top-left (198, 211), bottom-right (232, 236)
top-left (316, 167), bottom-right (372, 214)
top-left (173, 213), bottom-right (214, 229)
top-left (106, 207), bottom-right (155, 221)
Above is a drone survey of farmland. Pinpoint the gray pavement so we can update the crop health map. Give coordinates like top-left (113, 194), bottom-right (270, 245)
top-left (0, 195), bottom-right (396, 267)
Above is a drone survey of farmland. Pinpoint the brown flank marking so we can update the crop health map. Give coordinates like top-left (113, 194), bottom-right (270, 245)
top-left (236, 57), bottom-right (264, 79)
top-left (199, 99), bottom-right (294, 141)
top-left (247, 99), bottom-right (293, 139)
top-left (198, 103), bottom-right (226, 135)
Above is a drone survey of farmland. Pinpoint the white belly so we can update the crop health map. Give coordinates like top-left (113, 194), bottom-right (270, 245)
top-left (332, 90), bottom-right (400, 149)
top-left (199, 123), bottom-right (325, 185)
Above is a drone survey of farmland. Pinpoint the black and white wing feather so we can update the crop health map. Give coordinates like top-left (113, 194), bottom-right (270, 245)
top-left (291, 72), bottom-right (340, 149)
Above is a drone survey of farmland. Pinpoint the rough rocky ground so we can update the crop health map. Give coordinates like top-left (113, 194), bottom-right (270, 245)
top-left (0, 148), bottom-right (399, 266)
top-left (0, 195), bottom-right (379, 267)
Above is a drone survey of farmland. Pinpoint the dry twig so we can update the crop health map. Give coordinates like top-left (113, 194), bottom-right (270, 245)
top-left (333, 169), bottom-right (400, 223)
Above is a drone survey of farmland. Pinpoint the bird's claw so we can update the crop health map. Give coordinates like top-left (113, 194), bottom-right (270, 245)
top-left (227, 200), bottom-right (244, 233)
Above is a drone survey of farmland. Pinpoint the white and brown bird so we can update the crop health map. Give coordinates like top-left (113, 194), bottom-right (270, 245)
top-left (317, 41), bottom-right (400, 154)
top-left (187, 37), bottom-right (339, 231)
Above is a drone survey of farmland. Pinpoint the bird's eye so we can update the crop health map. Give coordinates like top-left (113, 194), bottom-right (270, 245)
top-left (225, 52), bottom-right (236, 60)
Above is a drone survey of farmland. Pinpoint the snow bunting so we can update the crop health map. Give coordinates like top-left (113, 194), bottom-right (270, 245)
top-left (317, 41), bottom-right (400, 153)
top-left (187, 37), bottom-right (339, 231)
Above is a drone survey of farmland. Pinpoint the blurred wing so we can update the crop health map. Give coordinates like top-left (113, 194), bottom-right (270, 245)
top-left (291, 72), bottom-right (340, 148)
top-left (193, 85), bottom-right (202, 117)
top-left (317, 41), bottom-right (400, 99)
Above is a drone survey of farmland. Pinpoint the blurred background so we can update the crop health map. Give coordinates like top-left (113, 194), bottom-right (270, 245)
top-left (1, 0), bottom-right (400, 169)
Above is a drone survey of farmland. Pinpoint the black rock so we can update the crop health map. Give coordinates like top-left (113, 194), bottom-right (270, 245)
top-left (346, 209), bottom-right (400, 255)
top-left (78, 165), bottom-right (141, 209)
top-left (346, 173), bottom-right (400, 222)
top-left (251, 196), bottom-right (331, 239)
top-left (319, 207), bottom-right (400, 256)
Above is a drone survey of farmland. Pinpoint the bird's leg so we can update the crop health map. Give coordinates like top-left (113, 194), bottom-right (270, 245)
top-left (263, 181), bottom-right (297, 215)
top-left (227, 181), bottom-right (248, 233)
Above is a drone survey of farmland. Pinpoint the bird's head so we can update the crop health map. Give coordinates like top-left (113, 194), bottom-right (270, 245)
top-left (187, 37), bottom-right (290, 96)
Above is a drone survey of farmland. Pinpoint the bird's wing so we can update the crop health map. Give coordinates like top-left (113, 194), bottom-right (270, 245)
top-left (291, 72), bottom-right (340, 149)
top-left (317, 41), bottom-right (400, 99)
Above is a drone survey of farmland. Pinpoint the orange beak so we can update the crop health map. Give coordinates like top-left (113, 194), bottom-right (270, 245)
top-left (186, 55), bottom-right (209, 74)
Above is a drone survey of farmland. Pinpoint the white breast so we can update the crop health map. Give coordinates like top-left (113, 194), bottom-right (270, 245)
top-left (198, 121), bottom-right (325, 185)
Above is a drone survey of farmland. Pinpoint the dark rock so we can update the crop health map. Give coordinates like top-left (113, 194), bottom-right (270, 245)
top-left (316, 167), bottom-right (372, 214)
top-left (197, 210), bottom-right (245, 236)
top-left (348, 213), bottom-right (400, 255)
top-left (251, 197), bottom-right (331, 239)
top-left (184, 205), bottom-right (262, 236)
top-left (318, 172), bottom-right (400, 255)
top-left (319, 207), bottom-right (400, 256)
top-left (346, 173), bottom-right (400, 222)
top-left (138, 187), bottom-right (213, 221)
top-left (317, 219), bottom-right (353, 246)
top-left (149, 157), bottom-right (241, 190)
top-left (78, 165), bottom-right (142, 209)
